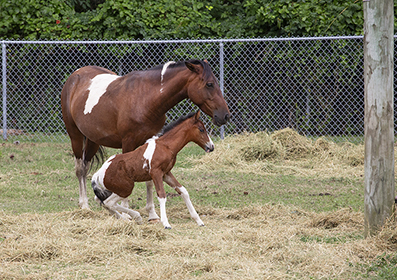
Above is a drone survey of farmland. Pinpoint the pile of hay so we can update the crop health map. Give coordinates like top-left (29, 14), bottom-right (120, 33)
top-left (192, 128), bottom-right (366, 178)
top-left (1, 206), bottom-right (397, 279)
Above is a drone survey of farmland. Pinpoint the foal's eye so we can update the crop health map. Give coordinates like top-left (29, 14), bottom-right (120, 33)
top-left (206, 82), bottom-right (213, 88)
top-left (199, 127), bottom-right (204, 133)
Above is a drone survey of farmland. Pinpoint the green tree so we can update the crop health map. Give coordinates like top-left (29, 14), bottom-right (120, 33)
top-left (245, 0), bottom-right (364, 36)
top-left (89, 0), bottom-right (216, 39)
top-left (1, 0), bottom-right (397, 40)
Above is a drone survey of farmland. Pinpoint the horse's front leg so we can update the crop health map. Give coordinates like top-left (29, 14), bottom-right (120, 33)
top-left (163, 172), bottom-right (204, 227)
top-left (145, 181), bottom-right (161, 222)
top-left (151, 175), bottom-right (171, 229)
top-left (75, 158), bottom-right (90, 209)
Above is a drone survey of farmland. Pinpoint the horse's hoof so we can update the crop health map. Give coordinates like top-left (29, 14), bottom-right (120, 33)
top-left (164, 226), bottom-right (172, 230)
top-left (199, 224), bottom-right (205, 227)
top-left (148, 218), bottom-right (161, 224)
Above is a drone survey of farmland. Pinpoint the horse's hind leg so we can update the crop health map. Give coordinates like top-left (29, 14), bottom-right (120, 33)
top-left (103, 193), bottom-right (143, 224)
top-left (145, 181), bottom-right (161, 222)
top-left (72, 137), bottom-right (99, 209)
top-left (75, 157), bottom-right (90, 209)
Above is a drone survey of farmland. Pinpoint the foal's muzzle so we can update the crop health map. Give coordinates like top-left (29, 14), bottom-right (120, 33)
top-left (205, 143), bottom-right (215, 153)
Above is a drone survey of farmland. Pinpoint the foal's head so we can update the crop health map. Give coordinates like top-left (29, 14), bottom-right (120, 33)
top-left (184, 60), bottom-right (231, 127)
top-left (188, 111), bottom-right (214, 153)
top-left (163, 111), bottom-right (214, 153)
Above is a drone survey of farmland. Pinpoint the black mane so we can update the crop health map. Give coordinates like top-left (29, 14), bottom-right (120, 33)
top-left (158, 112), bottom-right (196, 136)
top-left (150, 59), bottom-right (213, 81)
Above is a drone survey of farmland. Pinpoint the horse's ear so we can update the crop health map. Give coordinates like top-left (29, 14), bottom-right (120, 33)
top-left (195, 110), bottom-right (201, 120)
top-left (185, 62), bottom-right (200, 74)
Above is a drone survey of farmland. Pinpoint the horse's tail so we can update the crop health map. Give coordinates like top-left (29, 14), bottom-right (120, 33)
top-left (81, 136), bottom-right (106, 172)
top-left (90, 145), bottom-right (106, 171)
top-left (91, 179), bottom-right (113, 204)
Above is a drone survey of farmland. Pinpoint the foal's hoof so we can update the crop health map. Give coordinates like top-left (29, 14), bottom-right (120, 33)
top-left (121, 213), bottom-right (133, 220)
top-left (148, 218), bottom-right (161, 224)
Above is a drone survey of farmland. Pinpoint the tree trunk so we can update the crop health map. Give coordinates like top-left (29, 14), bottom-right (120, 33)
top-left (363, 0), bottom-right (394, 237)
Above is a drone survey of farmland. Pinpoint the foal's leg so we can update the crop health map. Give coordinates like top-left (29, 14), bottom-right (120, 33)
top-left (145, 181), bottom-right (161, 222)
top-left (103, 193), bottom-right (143, 224)
top-left (164, 172), bottom-right (204, 226)
top-left (151, 175), bottom-right (171, 229)
top-left (119, 199), bottom-right (134, 220)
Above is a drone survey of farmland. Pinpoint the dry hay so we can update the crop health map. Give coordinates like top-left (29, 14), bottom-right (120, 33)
top-left (192, 128), bottom-right (367, 178)
top-left (1, 206), bottom-right (396, 279)
top-left (0, 129), bottom-right (25, 136)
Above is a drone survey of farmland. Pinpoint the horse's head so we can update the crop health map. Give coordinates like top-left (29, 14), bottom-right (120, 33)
top-left (185, 60), bottom-right (231, 126)
top-left (189, 111), bottom-right (214, 153)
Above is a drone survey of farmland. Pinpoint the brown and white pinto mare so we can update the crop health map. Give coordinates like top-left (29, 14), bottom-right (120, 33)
top-left (91, 111), bottom-right (214, 229)
top-left (61, 59), bottom-right (230, 220)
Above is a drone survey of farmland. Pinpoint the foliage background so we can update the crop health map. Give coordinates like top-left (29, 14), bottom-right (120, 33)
top-left (1, 0), bottom-right (393, 40)
top-left (0, 1), bottom-right (393, 140)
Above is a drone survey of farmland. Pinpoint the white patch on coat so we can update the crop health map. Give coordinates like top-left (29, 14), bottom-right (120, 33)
top-left (84, 74), bottom-right (120, 114)
top-left (92, 155), bottom-right (116, 188)
top-left (161, 61), bottom-right (175, 84)
top-left (160, 61), bottom-right (175, 93)
top-left (143, 136), bottom-right (158, 170)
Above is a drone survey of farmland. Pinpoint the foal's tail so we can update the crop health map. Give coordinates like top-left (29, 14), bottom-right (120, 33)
top-left (91, 180), bottom-right (113, 204)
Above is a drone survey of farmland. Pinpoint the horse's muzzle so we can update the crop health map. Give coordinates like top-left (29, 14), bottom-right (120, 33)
top-left (213, 112), bottom-right (231, 126)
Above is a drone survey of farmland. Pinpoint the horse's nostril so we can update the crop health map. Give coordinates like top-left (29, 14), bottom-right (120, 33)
top-left (224, 113), bottom-right (231, 122)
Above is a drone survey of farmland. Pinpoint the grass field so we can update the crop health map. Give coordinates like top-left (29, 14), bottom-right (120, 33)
top-left (1, 131), bottom-right (397, 279)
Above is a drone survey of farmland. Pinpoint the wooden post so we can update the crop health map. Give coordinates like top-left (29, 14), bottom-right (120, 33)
top-left (363, 0), bottom-right (394, 237)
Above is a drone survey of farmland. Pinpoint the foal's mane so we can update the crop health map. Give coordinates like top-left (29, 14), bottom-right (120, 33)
top-left (158, 112), bottom-right (196, 137)
top-left (150, 60), bottom-right (213, 81)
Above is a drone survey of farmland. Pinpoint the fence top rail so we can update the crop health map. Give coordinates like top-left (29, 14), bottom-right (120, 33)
top-left (1, 35), bottom-right (367, 45)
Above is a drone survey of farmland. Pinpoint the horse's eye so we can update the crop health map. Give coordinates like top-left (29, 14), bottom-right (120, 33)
top-left (206, 82), bottom-right (213, 88)
top-left (199, 127), bottom-right (204, 132)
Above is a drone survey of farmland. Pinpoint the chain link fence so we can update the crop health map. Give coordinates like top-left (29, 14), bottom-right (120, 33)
top-left (0, 36), bottom-right (393, 143)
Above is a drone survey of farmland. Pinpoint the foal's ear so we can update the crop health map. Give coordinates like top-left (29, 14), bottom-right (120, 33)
top-left (194, 110), bottom-right (201, 120)
top-left (185, 62), bottom-right (200, 74)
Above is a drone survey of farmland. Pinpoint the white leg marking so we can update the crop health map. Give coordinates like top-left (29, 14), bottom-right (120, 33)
top-left (120, 198), bottom-right (133, 220)
top-left (157, 197), bottom-right (171, 229)
top-left (103, 193), bottom-right (143, 224)
top-left (75, 158), bottom-right (90, 209)
top-left (179, 186), bottom-right (204, 226)
top-left (145, 181), bottom-right (160, 221)
top-left (84, 74), bottom-right (120, 114)
top-left (142, 136), bottom-right (158, 171)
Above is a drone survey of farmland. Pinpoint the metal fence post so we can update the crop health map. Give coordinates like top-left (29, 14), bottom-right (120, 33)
top-left (2, 41), bottom-right (7, 140)
top-left (219, 42), bottom-right (225, 140)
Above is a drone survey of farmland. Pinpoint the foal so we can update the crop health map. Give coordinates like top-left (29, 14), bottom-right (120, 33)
top-left (91, 111), bottom-right (214, 229)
